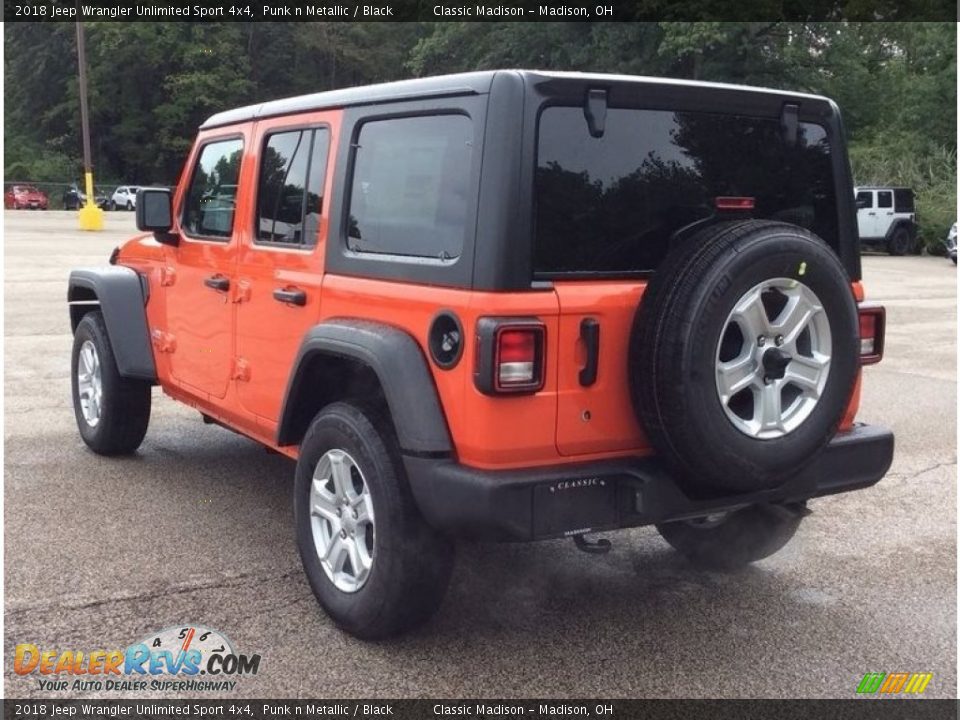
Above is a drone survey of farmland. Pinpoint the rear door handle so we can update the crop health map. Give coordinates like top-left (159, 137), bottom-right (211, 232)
top-left (579, 318), bottom-right (600, 387)
top-left (204, 275), bottom-right (230, 292)
top-left (273, 287), bottom-right (307, 307)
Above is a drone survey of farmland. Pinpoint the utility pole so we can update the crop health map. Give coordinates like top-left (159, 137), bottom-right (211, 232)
top-left (76, 18), bottom-right (103, 230)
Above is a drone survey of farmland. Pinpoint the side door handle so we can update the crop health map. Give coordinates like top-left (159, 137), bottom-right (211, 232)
top-left (273, 287), bottom-right (307, 307)
top-left (579, 318), bottom-right (600, 387)
top-left (204, 275), bottom-right (230, 292)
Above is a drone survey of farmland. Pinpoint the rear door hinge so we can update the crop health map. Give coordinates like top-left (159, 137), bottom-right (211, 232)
top-left (231, 358), bottom-right (251, 382)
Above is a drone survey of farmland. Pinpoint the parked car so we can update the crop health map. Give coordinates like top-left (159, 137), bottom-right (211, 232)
top-left (4, 184), bottom-right (48, 210)
top-left (64, 183), bottom-right (109, 210)
top-left (110, 186), bottom-right (140, 211)
top-left (855, 186), bottom-right (918, 255)
top-left (68, 70), bottom-right (893, 640)
top-left (945, 222), bottom-right (956, 264)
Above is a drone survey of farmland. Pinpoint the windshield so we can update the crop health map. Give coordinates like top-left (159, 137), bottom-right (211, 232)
top-left (534, 107), bottom-right (837, 276)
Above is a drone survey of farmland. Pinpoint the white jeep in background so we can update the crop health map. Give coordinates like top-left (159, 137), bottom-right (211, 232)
top-left (855, 186), bottom-right (918, 255)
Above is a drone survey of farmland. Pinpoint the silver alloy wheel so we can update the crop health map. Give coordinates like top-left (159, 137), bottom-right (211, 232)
top-left (715, 278), bottom-right (832, 439)
top-left (77, 340), bottom-right (103, 427)
top-left (309, 449), bottom-right (375, 593)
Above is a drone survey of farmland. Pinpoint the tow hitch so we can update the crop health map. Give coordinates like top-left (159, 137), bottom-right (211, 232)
top-left (573, 533), bottom-right (612, 555)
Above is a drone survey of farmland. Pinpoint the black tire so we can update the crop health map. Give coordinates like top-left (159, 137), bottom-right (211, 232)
top-left (630, 220), bottom-right (859, 494)
top-left (108, 200), bottom-right (116, 211)
top-left (887, 226), bottom-right (912, 256)
top-left (294, 401), bottom-right (454, 640)
top-left (71, 311), bottom-right (151, 455)
top-left (126, 201), bottom-right (133, 211)
top-left (657, 503), bottom-right (805, 569)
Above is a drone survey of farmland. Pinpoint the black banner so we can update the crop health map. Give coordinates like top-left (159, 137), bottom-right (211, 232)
top-left (3, 700), bottom-right (959, 720)
top-left (2, 0), bottom-right (957, 22)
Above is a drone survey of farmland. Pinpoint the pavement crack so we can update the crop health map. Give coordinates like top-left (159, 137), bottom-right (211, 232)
top-left (7, 568), bottom-right (302, 619)
top-left (885, 460), bottom-right (957, 482)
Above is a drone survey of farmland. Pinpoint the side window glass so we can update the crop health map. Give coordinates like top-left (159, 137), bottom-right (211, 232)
top-left (303, 128), bottom-right (330, 246)
top-left (877, 191), bottom-right (892, 208)
top-left (257, 128), bottom-right (330, 246)
top-left (258, 130), bottom-right (309, 244)
top-left (182, 138), bottom-right (243, 239)
top-left (856, 191), bottom-right (872, 208)
top-left (347, 114), bottom-right (472, 260)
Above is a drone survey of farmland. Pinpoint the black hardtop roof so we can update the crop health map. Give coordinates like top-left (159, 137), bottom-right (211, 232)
top-left (200, 69), bottom-right (832, 130)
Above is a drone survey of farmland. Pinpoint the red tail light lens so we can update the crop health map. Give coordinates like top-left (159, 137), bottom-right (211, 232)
top-left (497, 330), bottom-right (537, 387)
top-left (858, 304), bottom-right (885, 365)
top-left (474, 319), bottom-right (545, 395)
top-left (715, 196), bottom-right (755, 211)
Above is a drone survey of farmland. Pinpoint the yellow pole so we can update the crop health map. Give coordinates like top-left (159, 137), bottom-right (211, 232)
top-left (76, 20), bottom-right (102, 230)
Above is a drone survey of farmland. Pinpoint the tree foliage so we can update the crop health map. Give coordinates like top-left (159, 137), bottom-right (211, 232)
top-left (4, 21), bottom-right (954, 244)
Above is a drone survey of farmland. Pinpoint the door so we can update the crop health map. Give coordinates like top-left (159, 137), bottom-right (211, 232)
top-left (165, 133), bottom-right (248, 399)
top-left (875, 189), bottom-right (894, 236)
top-left (235, 114), bottom-right (338, 425)
top-left (856, 190), bottom-right (876, 237)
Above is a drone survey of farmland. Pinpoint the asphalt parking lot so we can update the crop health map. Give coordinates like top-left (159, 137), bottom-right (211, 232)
top-left (4, 210), bottom-right (956, 699)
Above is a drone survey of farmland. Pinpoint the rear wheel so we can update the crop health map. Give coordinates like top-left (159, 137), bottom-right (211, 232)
top-left (126, 200), bottom-right (133, 211)
top-left (657, 503), bottom-right (805, 569)
top-left (887, 226), bottom-right (912, 256)
top-left (294, 401), bottom-right (454, 639)
top-left (71, 311), bottom-right (151, 455)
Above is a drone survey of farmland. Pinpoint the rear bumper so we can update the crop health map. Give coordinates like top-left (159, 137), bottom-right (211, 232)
top-left (404, 423), bottom-right (894, 541)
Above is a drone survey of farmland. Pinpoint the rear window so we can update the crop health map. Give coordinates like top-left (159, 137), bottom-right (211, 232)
top-left (894, 189), bottom-right (914, 213)
top-left (347, 114), bottom-right (472, 260)
top-left (535, 107), bottom-right (838, 275)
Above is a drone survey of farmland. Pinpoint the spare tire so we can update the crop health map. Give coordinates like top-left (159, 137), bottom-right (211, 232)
top-left (630, 220), bottom-right (859, 494)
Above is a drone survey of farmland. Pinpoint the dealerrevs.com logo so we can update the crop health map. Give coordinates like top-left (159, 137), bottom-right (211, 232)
top-left (14, 625), bottom-right (261, 693)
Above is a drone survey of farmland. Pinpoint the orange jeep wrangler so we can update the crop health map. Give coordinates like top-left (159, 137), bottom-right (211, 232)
top-left (69, 70), bottom-right (892, 639)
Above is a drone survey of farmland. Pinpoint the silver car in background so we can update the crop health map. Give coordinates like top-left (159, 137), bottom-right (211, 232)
top-left (946, 222), bottom-right (957, 264)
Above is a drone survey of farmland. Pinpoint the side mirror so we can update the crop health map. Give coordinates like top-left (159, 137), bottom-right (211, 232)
top-left (136, 188), bottom-right (179, 246)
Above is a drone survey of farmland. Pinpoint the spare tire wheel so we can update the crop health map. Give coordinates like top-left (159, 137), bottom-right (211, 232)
top-left (630, 220), bottom-right (859, 494)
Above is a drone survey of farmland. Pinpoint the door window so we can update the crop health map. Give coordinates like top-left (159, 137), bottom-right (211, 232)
top-left (182, 137), bottom-right (244, 240)
top-left (877, 191), bottom-right (893, 209)
top-left (856, 191), bottom-right (873, 208)
top-left (256, 128), bottom-right (330, 246)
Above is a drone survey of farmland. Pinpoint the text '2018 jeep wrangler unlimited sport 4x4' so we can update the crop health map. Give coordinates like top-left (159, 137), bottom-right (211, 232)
top-left (69, 71), bottom-right (893, 639)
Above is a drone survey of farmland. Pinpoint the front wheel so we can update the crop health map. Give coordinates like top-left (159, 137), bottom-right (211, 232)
top-left (71, 311), bottom-right (151, 455)
top-left (294, 401), bottom-right (454, 639)
top-left (656, 503), bottom-right (806, 569)
top-left (126, 201), bottom-right (133, 211)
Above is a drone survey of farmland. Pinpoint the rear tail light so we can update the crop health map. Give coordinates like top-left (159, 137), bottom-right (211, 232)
top-left (497, 330), bottom-right (538, 387)
top-left (474, 318), bottom-right (545, 395)
top-left (715, 196), bottom-right (755, 211)
top-left (858, 304), bottom-right (885, 365)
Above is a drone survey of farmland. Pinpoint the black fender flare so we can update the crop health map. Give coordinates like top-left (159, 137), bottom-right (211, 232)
top-left (277, 319), bottom-right (453, 455)
top-left (68, 267), bottom-right (157, 381)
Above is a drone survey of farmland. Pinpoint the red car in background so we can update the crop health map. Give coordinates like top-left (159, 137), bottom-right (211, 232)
top-left (4, 185), bottom-right (49, 210)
